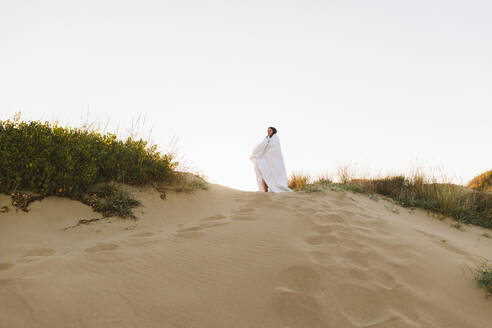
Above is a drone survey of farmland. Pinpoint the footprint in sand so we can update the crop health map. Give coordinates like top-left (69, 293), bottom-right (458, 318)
top-left (304, 211), bottom-right (375, 265)
top-left (231, 215), bottom-right (256, 221)
top-left (272, 266), bottom-right (328, 328)
top-left (312, 212), bottom-right (346, 225)
top-left (308, 250), bottom-right (333, 263)
top-left (132, 232), bottom-right (155, 237)
top-left (23, 248), bottom-right (56, 257)
top-left (0, 279), bottom-right (11, 286)
top-left (368, 268), bottom-right (399, 290)
top-left (175, 226), bottom-right (205, 239)
top-left (304, 219), bottom-right (352, 248)
top-left (201, 214), bottom-right (227, 222)
top-left (17, 248), bottom-right (56, 263)
top-left (340, 250), bottom-right (370, 270)
top-left (199, 214), bottom-right (231, 228)
top-left (122, 232), bottom-right (161, 247)
top-left (270, 200), bottom-right (288, 208)
top-left (304, 234), bottom-right (340, 247)
top-left (333, 230), bottom-right (354, 240)
top-left (176, 214), bottom-right (232, 238)
top-left (0, 263), bottom-right (14, 271)
top-left (238, 194), bottom-right (271, 207)
top-left (230, 207), bottom-right (257, 221)
top-left (334, 284), bottom-right (391, 325)
top-left (277, 266), bottom-right (323, 293)
top-left (200, 221), bottom-right (230, 228)
top-left (272, 289), bottom-right (325, 328)
top-left (124, 239), bottom-right (161, 247)
top-left (312, 223), bottom-right (352, 235)
top-left (232, 207), bottom-right (255, 214)
top-left (178, 226), bottom-right (203, 233)
top-left (312, 225), bottom-right (332, 236)
top-left (296, 207), bottom-right (318, 215)
top-left (85, 242), bottom-right (120, 253)
top-left (352, 214), bottom-right (383, 226)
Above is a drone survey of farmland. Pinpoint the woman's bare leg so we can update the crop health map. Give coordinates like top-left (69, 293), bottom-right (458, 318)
top-left (262, 179), bottom-right (269, 192)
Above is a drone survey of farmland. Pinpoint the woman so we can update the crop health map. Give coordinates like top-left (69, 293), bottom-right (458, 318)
top-left (250, 127), bottom-right (292, 193)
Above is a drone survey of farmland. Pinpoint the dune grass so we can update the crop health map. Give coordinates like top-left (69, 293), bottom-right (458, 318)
top-left (289, 170), bottom-right (492, 229)
top-left (289, 173), bottom-right (369, 195)
top-left (357, 175), bottom-right (492, 229)
top-left (0, 116), bottom-right (178, 217)
top-left (153, 171), bottom-right (209, 200)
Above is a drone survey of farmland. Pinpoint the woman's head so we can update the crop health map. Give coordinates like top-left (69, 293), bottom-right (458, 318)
top-left (267, 127), bottom-right (277, 138)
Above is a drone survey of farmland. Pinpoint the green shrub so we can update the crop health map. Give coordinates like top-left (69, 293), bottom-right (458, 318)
top-left (85, 183), bottom-right (141, 218)
top-left (476, 263), bottom-right (492, 295)
top-left (0, 117), bottom-right (177, 199)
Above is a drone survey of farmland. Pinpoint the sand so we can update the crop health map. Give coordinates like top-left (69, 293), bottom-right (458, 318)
top-left (0, 184), bottom-right (491, 327)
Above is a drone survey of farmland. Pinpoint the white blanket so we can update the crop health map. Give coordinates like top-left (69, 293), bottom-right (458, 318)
top-left (250, 134), bottom-right (292, 193)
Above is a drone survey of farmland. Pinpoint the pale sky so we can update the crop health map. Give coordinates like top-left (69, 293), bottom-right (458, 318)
top-left (2, 0), bottom-right (491, 191)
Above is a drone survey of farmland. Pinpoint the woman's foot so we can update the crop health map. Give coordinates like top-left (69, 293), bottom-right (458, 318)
top-left (262, 179), bottom-right (269, 192)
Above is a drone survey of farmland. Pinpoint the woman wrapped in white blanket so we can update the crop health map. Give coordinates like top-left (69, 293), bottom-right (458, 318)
top-left (250, 127), bottom-right (292, 193)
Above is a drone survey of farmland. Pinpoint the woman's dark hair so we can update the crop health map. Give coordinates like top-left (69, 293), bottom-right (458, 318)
top-left (268, 127), bottom-right (277, 138)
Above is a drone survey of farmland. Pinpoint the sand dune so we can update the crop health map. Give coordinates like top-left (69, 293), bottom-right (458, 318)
top-left (1, 184), bottom-right (491, 327)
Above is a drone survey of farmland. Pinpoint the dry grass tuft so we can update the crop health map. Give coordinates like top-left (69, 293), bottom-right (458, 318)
top-left (288, 172), bottom-right (311, 191)
top-left (468, 170), bottom-right (492, 192)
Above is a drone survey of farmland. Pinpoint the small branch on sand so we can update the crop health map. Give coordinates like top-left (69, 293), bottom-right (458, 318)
top-left (63, 217), bottom-right (103, 230)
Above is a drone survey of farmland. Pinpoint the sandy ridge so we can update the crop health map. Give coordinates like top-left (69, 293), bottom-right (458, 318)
top-left (0, 185), bottom-right (491, 327)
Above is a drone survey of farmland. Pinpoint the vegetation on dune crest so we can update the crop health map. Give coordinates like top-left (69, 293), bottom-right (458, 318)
top-left (0, 116), bottom-right (176, 198)
top-left (476, 263), bottom-right (492, 295)
top-left (0, 115), bottom-right (198, 217)
top-left (288, 172), bottom-right (311, 191)
top-left (153, 171), bottom-right (209, 200)
top-left (289, 171), bottom-right (492, 229)
top-left (289, 173), bottom-right (370, 195)
top-left (358, 175), bottom-right (492, 229)
top-left (82, 182), bottom-right (141, 219)
top-left (468, 170), bottom-right (492, 192)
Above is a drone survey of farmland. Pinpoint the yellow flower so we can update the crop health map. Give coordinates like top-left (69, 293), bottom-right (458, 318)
top-left (58, 188), bottom-right (62, 193)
